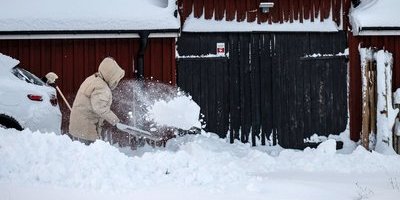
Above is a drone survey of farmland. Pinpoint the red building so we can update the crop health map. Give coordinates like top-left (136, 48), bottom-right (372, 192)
top-left (348, 0), bottom-right (400, 142)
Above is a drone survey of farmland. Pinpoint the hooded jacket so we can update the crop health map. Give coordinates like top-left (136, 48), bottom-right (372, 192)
top-left (69, 57), bottom-right (125, 141)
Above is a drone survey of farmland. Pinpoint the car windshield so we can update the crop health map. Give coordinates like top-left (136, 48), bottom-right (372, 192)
top-left (11, 66), bottom-right (45, 86)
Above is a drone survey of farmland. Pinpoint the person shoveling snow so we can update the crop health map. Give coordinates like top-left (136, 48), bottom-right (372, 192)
top-left (69, 57), bottom-right (125, 145)
top-left (68, 58), bottom-right (201, 147)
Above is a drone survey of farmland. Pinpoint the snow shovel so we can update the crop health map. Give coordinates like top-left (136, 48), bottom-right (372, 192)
top-left (116, 123), bottom-right (163, 142)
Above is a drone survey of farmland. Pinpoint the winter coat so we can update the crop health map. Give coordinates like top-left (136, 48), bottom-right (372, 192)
top-left (69, 57), bottom-right (125, 141)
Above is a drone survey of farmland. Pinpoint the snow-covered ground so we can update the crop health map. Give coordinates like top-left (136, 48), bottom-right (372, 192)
top-left (1, 127), bottom-right (400, 200)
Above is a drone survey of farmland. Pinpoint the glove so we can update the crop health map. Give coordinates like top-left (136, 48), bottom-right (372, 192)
top-left (116, 123), bottom-right (126, 130)
top-left (45, 72), bottom-right (58, 84)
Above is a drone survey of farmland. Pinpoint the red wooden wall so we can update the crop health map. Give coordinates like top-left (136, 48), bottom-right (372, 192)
top-left (0, 38), bottom-right (176, 95)
top-left (179, 0), bottom-right (351, 26)
top-left (0, 38), bottom-right (176, 132)
top-left (348, 33), bottom-right (400, 141)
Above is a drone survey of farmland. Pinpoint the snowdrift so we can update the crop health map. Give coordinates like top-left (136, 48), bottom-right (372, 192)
top-left (1, 127), bottom-right (400, 195)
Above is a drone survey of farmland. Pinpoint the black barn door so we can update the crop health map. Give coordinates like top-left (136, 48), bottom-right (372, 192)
top-left (177, 32), bottom-right (347, 149)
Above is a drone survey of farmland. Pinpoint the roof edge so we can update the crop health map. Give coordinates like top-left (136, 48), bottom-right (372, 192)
top-left (0, 29), bottom-right (180, 40)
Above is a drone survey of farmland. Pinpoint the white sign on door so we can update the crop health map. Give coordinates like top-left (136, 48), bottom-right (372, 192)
top-left (216, 43), bottom-right (225, 56)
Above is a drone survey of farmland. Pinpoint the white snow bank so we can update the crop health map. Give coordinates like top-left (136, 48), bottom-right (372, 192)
top-left (1, 127), bottom-right (400, 196)
top-left (0, 0), bottom-right (179, 31)
top-left (350, 0), bottom-right (400, 35)
top-left (147, 95), bottom-right (201, 130)
top-left (183, 13), bottom-right (339, 32)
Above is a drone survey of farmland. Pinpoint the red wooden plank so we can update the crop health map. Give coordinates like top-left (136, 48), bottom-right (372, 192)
top-left (117, 39), bottom-right (131, 79)
top-left (289, 0), bottom-right (294, 22)
top-left (320, 0), bottom-right (325, 21)
top-left (170, 39), bottom-right (177, 85)
top-left (110, 39), bottom-right (118, 58)
top-left (236, 0), bottom-right (246, 22)
top-left (152, 39), bottom-right (163, 81)
top-left (0, 41), bottom-right (9, 55)
top-left (343, 0), bottom-right (351, 29)
top-left (132, 40), bottom-right (140, 79)
top-left (29, 40), bottom-right (42, 76)
top-left (95, 39), bottom-right (107, 66)
top-left (303, 0), bottom-right (310, 20)
top-left (292, 0), bottom-right (299, 21)
top-left (51, 40), bottom-right (64, 92)
top-left (348, 33), bottom-right (362, 141)
top-left (310, 0), bottom-right (315, 22)
top-left (62, 40), bottom-right (74, 94)
top-left (271, 0), bottom-right (281, 23)
top-left (8, 40), bottom-right (19, 59)
top-left (225, 0), bottom-right (235, 21)
top-left (299, 0), bottom-right (304, 22)
top-left (333, 0), bottom-right (342, 26)
top-left (394, 38), bottom-right (400, 89)
top-left (193, 0), bottom-right (204, 18)
top-left (204, 0), bottom-right (214, 20)
top-left (40, 40), bottom-right (52, 79)
top-left (18, 40), bottom-right (31, 71)
top-left (217, 0), bottom-right (225, 20)
top-left (73, 40), bottom-right (85, 93)
top-left (246, 0), bottom-right (257, 23)
top-left (179, 0), bottom-right (191, 19)
top-left (85, 39), bottom-right (97, 78)
top-left (324, 0), bottom-right (331, 19)
top-left (315, 0), bottom-right (320, 19)
top-left (214, 0), bottom-right (220, 20)
top-left (162, 39), bottom-right (172, 83)
top-left (144, 40), bottom-right (152, 79)
top-left (132, 40), bottom-right (139, 79)
top-left (281, 0), bottom-right (289, 22)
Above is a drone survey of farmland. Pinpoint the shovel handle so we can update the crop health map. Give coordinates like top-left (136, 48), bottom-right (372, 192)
top-left (56, 86), bottom-right (72, 111)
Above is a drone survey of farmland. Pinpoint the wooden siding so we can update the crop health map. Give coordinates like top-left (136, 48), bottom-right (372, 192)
top-left (179, 0), bottom-right (352, 27)
top-left (348, 34), bottom-right (400, 141)
top-left (0, 38), bottom-right (176, 95)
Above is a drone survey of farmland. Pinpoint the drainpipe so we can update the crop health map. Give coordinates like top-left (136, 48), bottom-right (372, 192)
top-left (136, 31), bottom-right (150, 79)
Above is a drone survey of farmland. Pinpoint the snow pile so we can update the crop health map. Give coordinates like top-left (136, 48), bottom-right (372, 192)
top-left (147, 96), bottom-right (201, 130)
top-left (0, 53), bottom-right (19, 73)
top-left (183, 13), bottom-right (339, 32)
top-left (0, 0), bottom-right (179, 31)
top-left (1, 127), bottom-right (400, 197)
top-left (350, 0), bottom-right (400, 35)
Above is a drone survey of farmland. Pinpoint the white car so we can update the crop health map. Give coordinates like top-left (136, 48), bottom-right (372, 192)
top-left (0, 53), bottom-right (61, 134)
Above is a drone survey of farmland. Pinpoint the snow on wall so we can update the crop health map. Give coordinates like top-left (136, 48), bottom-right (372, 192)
top-left (0, 0), bottom-right (179, 31)
top-left (183, 12), bottom-right (339, 32)
top-left (375, 49), bottom-right (398, 154)
top-left (350, 0), bottom-right (400, 34)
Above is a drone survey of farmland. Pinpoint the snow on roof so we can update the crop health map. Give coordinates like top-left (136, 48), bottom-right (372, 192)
top-left (183, 13), bottom-right (340, 33)
top-left (350, 0), bottom-right (400, 35)
top-left (0, 0), bottom-right (179, 32)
